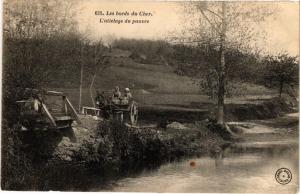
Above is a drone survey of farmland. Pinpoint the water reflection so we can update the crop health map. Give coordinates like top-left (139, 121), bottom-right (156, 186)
top-left (106, 139), bottom-right (298, 193)
top-left (211, 146), bottom-right (224, 169)
top-left (94, 113), bottom-right (299, 193)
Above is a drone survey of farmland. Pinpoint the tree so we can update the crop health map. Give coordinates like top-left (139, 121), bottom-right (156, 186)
top-left (88, 41), bottom-right (109, 109)
top-left (263, 54), bottom-right (298, 98)
top-left (4, 0), bottom-right (77, 40)
top-left (2, 0), bottom-right (81, 189)
top-left (177, 2), bottom-right (275, 125)
top-left (3, 0), bottom-right (78, 124)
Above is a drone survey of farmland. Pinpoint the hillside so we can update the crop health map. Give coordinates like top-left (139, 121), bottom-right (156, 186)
top-left (49, 49), bottom-right (201, 106)
top-left (86, 49), bottom-right (200, 94)
top-left (48, 49), bottom-right (277, 110)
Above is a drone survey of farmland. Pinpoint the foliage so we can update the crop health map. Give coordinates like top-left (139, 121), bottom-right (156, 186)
top-left (177, 2), bottom-right (276, 123)
top-left (112, 36), bottom-right (268, 101)
top-left (2, 0), bottom-right (109, 124)
top-left (3, 0), bottom-right (77, 40)
top-left (113, 38), bottom-right (174, 66)
top-left (1, 120), bottom-right (37, 190)
top-left (3, 0), bottom-right (78, 125)
top-left (85, 121), bottom-right (169, 169)
top-left (1, 0), bottom-right (108, 190)
top-left (262, 54), bottom-right (298, 97)
top-left (76, 120), bottom-right (218, 172)
top-left (179, 2), bottom-right (275, 51)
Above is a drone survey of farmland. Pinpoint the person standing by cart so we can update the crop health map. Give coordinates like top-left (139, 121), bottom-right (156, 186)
top-left (124, 88), bottom-right (132, 100)
top-left (112, 86), bottom-right (121, 98)
top-left (112, 86), bottom-right (122, 105)
top-left (95, 91), bottom-right (107, 108)
top-left (121, 88), bottom-right (132, 105)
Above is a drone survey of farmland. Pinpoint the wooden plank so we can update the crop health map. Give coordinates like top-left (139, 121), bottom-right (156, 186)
top-left (63, 96), bottom-right (68, 114)
top-left (54, 116), bottom-right (72, 121)
top-left (65, 97), bottom-right (81, 124)
top-left (82, 106), bottom-right (101, 116)
top-left (41, 103), bottom-right (57, 127)
top-left (25, 88), bottom-right (64, 96)
top-left (44, 91), bottom-right (64, 96)
top-left (82, 106), bottom-right (101, 111)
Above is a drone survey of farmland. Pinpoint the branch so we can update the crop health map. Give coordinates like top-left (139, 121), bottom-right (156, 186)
top-left (213, 68), bottom-right (220, 80)
top-left (200, 9), bottom-right (221, 34)
top-left (89, 57), bottom-right (109, 108)
top-left (205, 8), bottom-right (222, 20)
top-left (170, 38), bottom-right (220, 47)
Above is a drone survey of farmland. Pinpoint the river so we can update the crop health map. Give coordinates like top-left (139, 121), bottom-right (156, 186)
top-left (98, 113), bottom-right (299, 193)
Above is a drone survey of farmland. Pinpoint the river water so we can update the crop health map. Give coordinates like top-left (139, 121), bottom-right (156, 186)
top-left (101, 114), bottom-right (299, 193)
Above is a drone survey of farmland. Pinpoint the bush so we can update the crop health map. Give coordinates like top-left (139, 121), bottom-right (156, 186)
top-left (75, 120), bottom-right (175, 171)
top-left (1, 120), bottom-right (37, 190)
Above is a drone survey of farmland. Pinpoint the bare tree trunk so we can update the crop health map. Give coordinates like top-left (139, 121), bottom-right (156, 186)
top-left (217, 50), bottom-right (225, 124)
top-left (78, 47), bottom-right (83, 112)
top-left (279, 81), bottom-right (283, 98)
top-left (90, 45), bottom-right (108, 111)
top-left (90, 65), bottom-right (107, 109)
top-left (90, 46), bottom-right (99, 109)
top-left (90, 46), bottom-right (97, 109)
top-left (90, 73), bottom-right (96, 108)
top-left (217, 2), bottom-right (227, 125)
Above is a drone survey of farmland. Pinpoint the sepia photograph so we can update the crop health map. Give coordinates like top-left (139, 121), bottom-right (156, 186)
top-left (1, 0), bottom-right (299, 193)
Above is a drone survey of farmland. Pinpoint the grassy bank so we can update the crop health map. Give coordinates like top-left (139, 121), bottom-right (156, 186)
top-left (1, 115), bottom-right (226, 191)
top-left (2, 96), bottom-right (297, 190)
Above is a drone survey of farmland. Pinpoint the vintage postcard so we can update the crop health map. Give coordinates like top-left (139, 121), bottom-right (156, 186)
top-left (1, 0), bottom-right (299, 193)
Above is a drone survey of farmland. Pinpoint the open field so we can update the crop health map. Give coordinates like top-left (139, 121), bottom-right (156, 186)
top-left (48, 87), bottom-right (276, 109)
top-left (56, 49), bottom-right (200, 94)
top-left (46, 49), bottom-right (277, 108)
top-left (46, 49), bottom-right (291, 123)
top-left (45, 48), bottom-right (282, 118)
top-left (46, 86), bottom-right (289, 125)
top-left (51, 49), bottom-right (277, 96)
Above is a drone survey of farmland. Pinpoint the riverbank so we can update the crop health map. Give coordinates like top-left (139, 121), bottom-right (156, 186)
top-left (139, 96), bottom-right (298, 123)
top-left (1, 114), bottom-right (227, 190)
top-left (107, 113), bottom-right (298, 193)
top-left (52, 118), bottom-right (228, 191)
top-left (1, 96), bottom-right (297, 190)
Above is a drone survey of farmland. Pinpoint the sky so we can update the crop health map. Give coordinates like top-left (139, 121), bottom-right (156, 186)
top-left (75, 1), bottom-right (299, 56)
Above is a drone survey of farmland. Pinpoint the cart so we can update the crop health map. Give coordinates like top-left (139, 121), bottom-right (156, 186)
top-left (95, 97), bottom-right (138, 126)
top-left (16, 89), bottom-right (81, 130)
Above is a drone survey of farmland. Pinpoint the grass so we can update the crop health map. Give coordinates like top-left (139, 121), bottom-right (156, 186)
top-left (46, 49), bottom-right (280, 118)
top-left (93, 60), bottom-right (200, 94)
top-left (48, 87), bottom-right (276, 112)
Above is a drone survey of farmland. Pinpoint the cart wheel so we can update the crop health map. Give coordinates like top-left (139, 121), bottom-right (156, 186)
top-left (130, 102), bottom-right (138, 125)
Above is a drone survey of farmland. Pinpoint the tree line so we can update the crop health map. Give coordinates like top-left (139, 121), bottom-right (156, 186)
top-left (113, 38), bottom-right (298, 99)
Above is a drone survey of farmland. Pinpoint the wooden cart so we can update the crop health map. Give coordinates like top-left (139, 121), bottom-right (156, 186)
top-left (91, 97), bottom-right (138, 126)
top-left (16, 89), bottom-right (81, 130)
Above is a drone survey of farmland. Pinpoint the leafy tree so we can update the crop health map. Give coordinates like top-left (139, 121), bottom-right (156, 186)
top-left (113, 38), bottom-right (174, 65)
top-left (3, 0), bottom-right (78, 124)
top-left (177, 2), bottom-right (275, 124)
top-left (263, 54), bottom-right (298, 98)
top-left (2, 1), bottom-right (81, 189)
